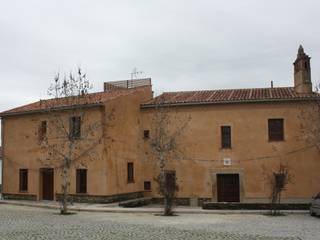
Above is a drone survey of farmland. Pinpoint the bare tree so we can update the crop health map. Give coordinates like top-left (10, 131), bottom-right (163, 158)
top-left (263, 164), bottom-right (292, 216)
top-left (37, 68), bottom-right (111, 214)
top-left (148, 104), bottom-right (190, 216)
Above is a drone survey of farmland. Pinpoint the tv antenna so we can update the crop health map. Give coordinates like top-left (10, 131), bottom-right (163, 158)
top-left (130, 67), bottom-right (145, 80)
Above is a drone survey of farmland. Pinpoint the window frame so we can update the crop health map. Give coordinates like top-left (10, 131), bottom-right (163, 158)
top-left (19, 169), bottom-right (28, 192)
top-left (76, 169), bottom-right (87, 194)
top-left (144, 181), bottom-right (151, 191)
top-left (127, 162), bottom-right (134, 183)
top-left (221, 125), bottom-right (232, 149)
top-left (70, 116), bottom-right (81, 140)
top-left (268, 118), bottom-right (284, 142)
top-left (143, 130), bottom-right (150, 139)
top-left (39, 120), bottom-right (47, 142)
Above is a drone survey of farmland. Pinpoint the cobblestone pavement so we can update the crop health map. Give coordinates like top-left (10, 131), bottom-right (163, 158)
top-left (0, 205), bottom-right (319, 240)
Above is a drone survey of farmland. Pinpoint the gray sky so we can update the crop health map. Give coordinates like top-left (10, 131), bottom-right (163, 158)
top-left (1, 0), bottom-right (320, 112)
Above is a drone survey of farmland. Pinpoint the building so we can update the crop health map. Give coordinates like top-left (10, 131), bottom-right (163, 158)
top-left (0, 146), bottom-right (2, 192)
top-left (0, 46), bottom-right (320, 205)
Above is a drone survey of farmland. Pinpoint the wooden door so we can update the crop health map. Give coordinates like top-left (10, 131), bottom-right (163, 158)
top-left (217, 174), bottom-right (240, 202)
top-left (42, 169), bottom-right (54, 200)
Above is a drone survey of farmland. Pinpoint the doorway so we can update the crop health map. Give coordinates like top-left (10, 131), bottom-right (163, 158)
top-left (217, 173), bottom-right (240, 202)
top-left (41, 168), bottom-right (54, 200)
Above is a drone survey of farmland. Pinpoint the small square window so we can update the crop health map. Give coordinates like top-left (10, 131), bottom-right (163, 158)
top-left (143, 130), bottom-right (150, 139)
top-left (144, 181), bottom-right (151, 191)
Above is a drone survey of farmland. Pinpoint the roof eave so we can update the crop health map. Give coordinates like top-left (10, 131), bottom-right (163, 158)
top-left (140, 97), bottom-right (320, 109)
top-left (0, 103), bottom-right (104, 118)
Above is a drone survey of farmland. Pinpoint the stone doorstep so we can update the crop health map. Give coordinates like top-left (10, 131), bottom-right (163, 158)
top-left (0, 200), bottom-right (309, 215)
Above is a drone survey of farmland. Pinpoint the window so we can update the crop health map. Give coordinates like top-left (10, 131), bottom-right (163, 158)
top-left (76, 169), bottom-right (87, 194)
top-left (70, 116), bottom-right (81, 139)
top-left (221, 126), bottom-right (231, 148)
top-left (143, 130), bottom-right (150, 139)
top-left (39, 121), bottom-right (47, 141)
top-left (164, 170), bottom-right (176, 193)
top-left (268, 119), bottom-right (284, 141)
top-left (127, 162), bottom-right (134, 183)
top-left (144, 181), bottom-right (151, 191)
top-left (19, 169), bottom-right (28, 192)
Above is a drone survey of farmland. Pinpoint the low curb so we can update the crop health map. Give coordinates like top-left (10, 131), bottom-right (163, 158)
top-left (0, 200), bottom-right (309, 215)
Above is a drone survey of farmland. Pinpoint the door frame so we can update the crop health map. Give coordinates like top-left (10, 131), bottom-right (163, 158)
top-left (40, 168), bottom-right (54, 201)
top-left (210, 168), bottom-right (244, 203)
top-left (217, 173), bottom-right (240, 202)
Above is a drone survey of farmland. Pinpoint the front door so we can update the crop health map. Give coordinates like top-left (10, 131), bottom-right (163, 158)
top-left (217, 174), bottom-right (240, 202)
top-left (42, 169), bottom-right (54, 200)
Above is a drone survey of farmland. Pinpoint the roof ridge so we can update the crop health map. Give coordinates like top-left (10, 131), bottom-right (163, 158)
top-left (161, 86), bottom-right (294, 94)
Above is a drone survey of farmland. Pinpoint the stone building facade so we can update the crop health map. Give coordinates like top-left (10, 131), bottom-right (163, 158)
top-left (1, 46), bottom-right (320, 205)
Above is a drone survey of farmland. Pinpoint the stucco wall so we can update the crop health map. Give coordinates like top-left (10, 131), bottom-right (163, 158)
top-left (140, 102), bottom-right (320, 203)
top-left (1, 86), bottom-right (153, 200)
top-left (2, 87), bottom-right (319, 203)
top-left (2, 106), bottom-right (106, 200)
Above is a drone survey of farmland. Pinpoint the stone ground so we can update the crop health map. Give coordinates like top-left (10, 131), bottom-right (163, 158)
top-left (0, 205), bottom-right (319, 240)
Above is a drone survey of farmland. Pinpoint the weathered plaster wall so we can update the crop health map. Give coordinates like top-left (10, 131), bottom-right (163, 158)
top-left (141, 102), bottom-right (320, 203)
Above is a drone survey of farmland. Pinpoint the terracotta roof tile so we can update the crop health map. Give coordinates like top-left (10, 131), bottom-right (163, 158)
top-left (0, 86), bottom-right (148, 117)
top-left (142, 87), bottom-right (320, 107)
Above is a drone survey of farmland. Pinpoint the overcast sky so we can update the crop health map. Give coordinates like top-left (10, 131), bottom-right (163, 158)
top-left (1, 0), bottom-right (320, 113)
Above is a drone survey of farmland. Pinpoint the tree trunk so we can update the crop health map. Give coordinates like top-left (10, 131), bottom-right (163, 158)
top-left (164, 195), bottom-right (173, 216)
top-left (61, 164), bottom-right (68, 214)
top-left (60, 153), bottom-right (71, 215)
top-left (159, 152), bottom-right (173, 216)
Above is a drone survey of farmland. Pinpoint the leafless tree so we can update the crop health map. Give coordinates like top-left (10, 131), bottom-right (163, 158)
top-left (148, 104), bottom-right (190, 216)
top-left (263, 164), bottom-right (292, 216)
top-left (37, 68), bottom-right (112, 214)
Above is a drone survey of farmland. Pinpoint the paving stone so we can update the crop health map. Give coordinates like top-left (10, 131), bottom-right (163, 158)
top-left (0, 205), bottom-right (318, 240)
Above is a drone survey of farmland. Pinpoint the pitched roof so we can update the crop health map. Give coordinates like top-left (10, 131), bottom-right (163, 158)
top-left (142, 87), bottom-right (320, 107)
top-left (0, 86), bottom-right (148, 117)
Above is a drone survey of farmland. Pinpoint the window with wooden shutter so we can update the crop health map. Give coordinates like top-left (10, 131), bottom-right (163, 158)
top-left (127, 162), bottom-right (134, 183)
top-left (268, 119), bottom-right (284, 141)
top-left (76, 169), bottom-right (87, 194)
top-left (143, 130), bottom-right (150, 139)
top-left (70, 116), bottom-right (81, 140)
top-left (164, 170), bottom-right (176, 194)
top-left (144, 181), bottom-right (151, 191)
top-left (221, 126), bottom-right (231, 148)
top-left (19, 169), bottom-right (28, 192)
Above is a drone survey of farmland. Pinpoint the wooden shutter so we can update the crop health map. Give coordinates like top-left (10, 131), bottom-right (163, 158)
top-left (221, 126), bottom-right (231, 148)
top-left (39, 121), bottom-right (47, 141)
top-left (164, 170), bottom-right (176, 194)
top-left (268, 119), bottom-right (284, 141)
top-left (144, 181), bottom-right (151, 191)
top-left (76, 169), bottom-right (87, 193)
top-left (127, 162), bottom-right (134, 183)
top-left (70, 116), bottom-right (81, 139)
top-left (19, 169), bottom-right (28, 192)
